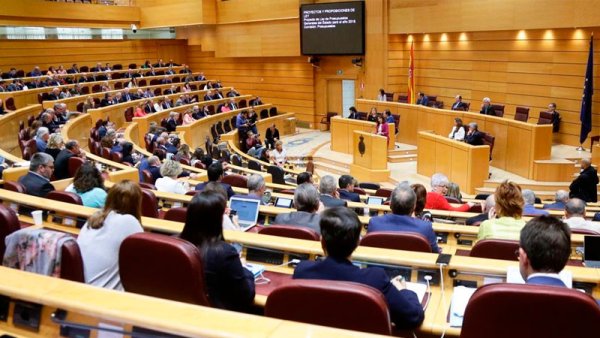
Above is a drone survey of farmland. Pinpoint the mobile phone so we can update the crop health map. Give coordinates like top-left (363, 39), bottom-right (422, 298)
top-left (229, 209), bottom-right (237, 220)
top-left (436, 253), bottom-right (452, 266)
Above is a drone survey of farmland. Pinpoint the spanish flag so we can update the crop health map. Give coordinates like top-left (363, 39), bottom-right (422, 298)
top-left (408, 41), bottom-right (415, 104)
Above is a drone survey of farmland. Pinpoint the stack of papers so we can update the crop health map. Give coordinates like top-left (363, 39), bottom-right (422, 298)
top-left (449, 286), bottom-right (477, 327)
top-left (405, 282), bottom-right (427, 303)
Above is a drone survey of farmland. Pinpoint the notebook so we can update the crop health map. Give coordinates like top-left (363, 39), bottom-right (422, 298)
top-left (584, 236), bottom-right (600, 268)
top-left (229, 197), bottom-right (261, 231)
top-left (275, 197), bottom-right (293, 208)
top-left (366, 196), bottom-right (385, 205)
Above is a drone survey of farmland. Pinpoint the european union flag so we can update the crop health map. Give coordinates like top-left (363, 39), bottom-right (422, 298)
top-left (580, 35), bottom-right (593, 145)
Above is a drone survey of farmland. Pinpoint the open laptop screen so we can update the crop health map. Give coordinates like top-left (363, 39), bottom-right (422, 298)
top-left (584, 236), bottom-right (600, 262)
top-left (275, 197), bottom-right (293, 208)
top-left (366, 196), bottom-right (385, 205)
top-left (229, 197), bottom-right (260, 227)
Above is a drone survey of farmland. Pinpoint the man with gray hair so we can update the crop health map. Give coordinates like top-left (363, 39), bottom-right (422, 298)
top-left (522, 189), bottom-right (549, 216)
top-left (54, 140), bottom-right (85, 180)
top-left (569, 158), bottom-right (598, 203)
top-left (464, 122), bottom-right (484, 146)
top-left (564, 198), bottom-right (600, 234)
top-left (543, 190), bottom-right (570, 210)
top-left (466, 195), bottom-right (495, 226)
top-left (35, 127), bottom-right (50, 152)
top-left (479, 97), bottom-right (495, 115)
top-left (18, 152), bottom-right (55, 197)
top-left (426, 173), bottom-right (474, 211)
top-left (368, 183), bottom-right (440, 252)
top-left (232, 174), bottom-right (267, 205)
top-left (274, 183), bottom-right (321, 233)
top-left (319, 175), bottom-right (346, 208)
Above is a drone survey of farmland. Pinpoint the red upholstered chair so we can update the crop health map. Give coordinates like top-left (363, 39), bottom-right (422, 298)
top-left (221, 174), bottom-right (248, 189)
top-left (514, 106), bottom-right (530, 122)
top-left (110, 151), bottom-right (123, 163)
top-left (571, 228), bottom-right (600, 235)
top-left (469, 239), bottom-right (519, 261)
top-left (138, 182), bottom-right (156, 190)
top-left (259, 225), bottom-right (320, 241)
top-left (352, 187), bottom-right (367, 195)
top-left (141, 189), bottom-right (160, 218)
top-left (538, 111), bottom-right (554, 125)
top-left (491, 104), bottom-right (505, 117)
top-left (320, 112), bottom-right (337, 131)
top-left (46, 191), bottom-right (83, 205)
top-left (4, 181), bottom-right (26, 193)
top-left (141, 169), bottom-right (154, 184)
top-left (101, 147), bottom-right (111, 160)
top-left (5, 97), bottom-right (16, 111)
top-left (374, 188), bottom-right (393, 199)
top-left (359, 231), bottom-right (432, 253)
top-left (68, 157), bottom-right (85, 178)
top-left (267, 165), bottom-right (286, 185)
top-left (461, 283), bottom-right (600, 338)
top-left (124, 107), bottom-right (134, 122)
top-left (60, 240), bottom-right (85, 283)
top-left (119, 232), bottom-right (211, 306)
top-left (265, 280), bottom-right (392, 335)
top-left (163, 207), bottom-right (188, 223)
top-left (0, 204), bottom-right (21, 261)
top-left (359, 182), bottom-right (381, 190)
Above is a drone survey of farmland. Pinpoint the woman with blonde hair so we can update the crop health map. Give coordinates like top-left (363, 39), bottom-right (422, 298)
top-left (477, 181), bottom-right (525, 240)
top-left (77, 180), bottom-right (143, 290)
top-left (155, 160), bottom-right (187, 194)
top-left (44, 133), bottom-right (64, 160)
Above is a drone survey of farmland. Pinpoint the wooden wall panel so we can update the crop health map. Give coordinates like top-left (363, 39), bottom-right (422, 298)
top-left (186, 46), bottom-right (315, 123)
top-left (0, 40), bottom-right (187, 75)
top-left (387, 28), bottom-right (600, 146)
top-left (137, 0), bottom-right (215, 28)
top-left (215, 19), bottom-right (300, 57)
top-left (216, 0), bottom-right (298, 24)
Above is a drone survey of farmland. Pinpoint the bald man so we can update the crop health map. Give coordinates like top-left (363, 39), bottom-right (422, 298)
top-left (569, 159), bottom-right (598, 203)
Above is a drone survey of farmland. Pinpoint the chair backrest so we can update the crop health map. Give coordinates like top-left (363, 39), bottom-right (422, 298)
top-left (4, 181), bottom-right (26, 193)
top-left (491, 104), bottom-right (505, 117)
top-left (514, 106), bottom-right (530, 122)
top-left (538, 111), bottom-right (553, 125)
top-left (5, 97), bottom-right (16, 110)
top-left (469, 239), bottom-right (519, 261)
top-left (269, 107), bottom-right (278, 117)
top-left (352, 187), bottom-right (367, 195)
top-left (46, 191), bottom-right (83, 205)
top-left (68, 156), bottom-right (85, 178)
top-left (110, 151), bottom-right (123, 163)
top-left (0, 204), bottom-right (21, 262)
top-left (359, 182), bottom-right (380, 190)
top-left (221, 174), bottom-right (248, 188)
top-left (248, 160), bottom-right (262, 172)
top-left (267, 165), bottom-right (286, 184)
top-left (101, 147), bottom-right (111, 159)
top-left (570, 228), bottom-right (600, 235)
top-left (259, 225), bottom-right (320, 241)
top-left (374, 188), bottom-right (393, 198)
top-left (482, 132), bottom-right (495, 159)
top-left (60, 240), bottom-right (85, 283)
top-left (461, 283), bottom-right (600, 338)
top-left (359, 231), bottom-right (432, 253)
top-left (141, 189), bottom-right (160, 218)
top-left (397, 94), bottom-right (408, 103)
top-left (445, 196), bottom-right (462, 204)
top-left (119, 232), bottom-right (211, 306)
top-left (124, 107), bottom-right (134, 122)
top-left (231, 154), bottom-right (242, 167)
top-left (265, 280), bottom-right (392, 335)
top-left (163, 207), bottom-right (188, 223)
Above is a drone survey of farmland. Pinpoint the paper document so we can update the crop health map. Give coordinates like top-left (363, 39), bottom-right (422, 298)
top-left (405, 282), bottom-right (427, 303)
top-left (449, 286), bottom-right (477, 327)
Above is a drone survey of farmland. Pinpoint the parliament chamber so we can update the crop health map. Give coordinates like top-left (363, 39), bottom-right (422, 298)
top-left (1, 0), bottom-right (600, 337)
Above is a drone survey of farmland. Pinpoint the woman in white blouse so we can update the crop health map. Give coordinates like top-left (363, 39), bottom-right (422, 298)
top-left (448, 117), bottom-right (465, 141)
top-left (155, 160), bottom-right (188, 194)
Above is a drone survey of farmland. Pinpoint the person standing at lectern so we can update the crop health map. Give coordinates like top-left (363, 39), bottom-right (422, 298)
top-left (375, 114), bottom-right (390, 146)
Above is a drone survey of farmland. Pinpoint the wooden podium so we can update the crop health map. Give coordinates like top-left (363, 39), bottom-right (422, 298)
top-left (350, 131), bottom-right (390, 182)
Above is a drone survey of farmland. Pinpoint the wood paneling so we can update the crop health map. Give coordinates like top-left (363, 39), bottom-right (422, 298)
top-left (138, 0), bottom-right (215, 28)
top-left (186, 46), bottom-right (315, 124)
top-left (387, 28), bottom-right (600, 146)
top-left (215, 19), bottom-right (300, 57)
top-left (216, 0), bottom-right (298, 24)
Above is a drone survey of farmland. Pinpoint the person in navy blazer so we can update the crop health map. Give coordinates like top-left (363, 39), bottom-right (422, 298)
top-left (338, 175), bottom-right (360, 203)
top-left (319, 175), bottom-right (347, 208)
top-left (542, 190), bottom-right (569, 210)
top-left (368, 183), bottom-right (441, 253)
top-left (18, 152), bottom-right (56, 198)
top-left (518, 216), bottom-right (571, 287)
top-left (195, 162), bottom-right (234, 199)
top-left (293, 207), bottom-right (425, 330)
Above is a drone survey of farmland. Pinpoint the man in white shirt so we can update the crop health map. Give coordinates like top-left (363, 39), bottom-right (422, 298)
top-left (563, 198), bottom-right (600, 234)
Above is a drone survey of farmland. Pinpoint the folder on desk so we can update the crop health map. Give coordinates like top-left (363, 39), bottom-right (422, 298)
top-left (405, 282), bottom-right (427, 304)
top-left (449, 286), bottom-right (477, 327)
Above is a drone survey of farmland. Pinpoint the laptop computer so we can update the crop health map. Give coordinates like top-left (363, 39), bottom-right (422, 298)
top-left (366, 196), bottom-right (385, 205)
top-left (275, 197), bottom-right (293, 208)
top-left (229, 197), bottom-right (261, 231)
top-left (584, 236), bottom-right (600, 268)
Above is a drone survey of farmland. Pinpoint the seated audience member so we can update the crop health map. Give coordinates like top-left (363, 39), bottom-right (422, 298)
top-left (338, 175), bottom-right (360, 203)
top-left (543, 190), bottom-right (570, 210)
top-left (569, 158), bottom-right (598, 203)
top-left (175, 144), bottom-right (192, 163)
top-left (367, 107), bottom-right (378, 122)
top-left (155, 160), bottom-right (188, 194)
top-left (265, 123), bottom-right (280, 150)
top-left (479, 97), bottom-right (495, 115)
top-left (66, 163), bottom-right (107, 208)
top-left (478, 181), bottom-right (526, 240)
top-left (547, 102), bottom-right (561, 133)
top-left (426, 173), bottom-right (473, 211)
top-left (451, 95), bottom-right (468, 111)
top-left (411, 183), bottom-right (433, 222)
top-left (294, 207), bottom-right (425, 329)
top-left (464, 122), bottom-right (484, 146)
top-left (384, 109), bottom-right (395, 124)
top-left (195, 162), bottom-right (235, 199)
top-left (270, 140), bottom-right (287, 167)
top-left (416, 92), bottom-right (428, 106)
top-left (347, 106), bottom-right (359, 119)
top-left (232, 174), bottom-right (267, 205)
top-left (182, 109), bottom-right (196, 125)
top-left (19, 153), bottom-right (56, 198)
top-left (446, 182), bottom-right (462, 202)
top-left (377, 88), bottom-right (387, 101)
top-left (296, 171), bottom-right (313, 185)
top-left (246, 131), bottom-right (265, 159)
top-left (448, 118), bottom-right (465, 141)
top-left (368, 183), bottom-right (440, 253)
top-left (54, 140), bottom-right (85, 180)
top-left (274, 183), bottom-right (321, 233)
top-left (522, 189), bottom-right (549, 216)
top-left (35, 127), bottom-right (50, 152)
top-left (44, 133), bottom-right (64, 160)
top-left (138, 155), bottom-right (162, 183)
top-left (77, 180), bottom-right (144, 290)
top-left (41, 111), bottom-right (59, 133)
top-left (121, 142), bottom-right (138, 165)
top-left (165, 112), bottom-right (178, 132)
top-left (465, 194), bottom-right (495, 226)
top-left (563, 198), bottom-right (600, 234)
top-left (134, 102), bottom-right (146, 118)
top-left (319, 175), bottom-right (346, 208)
top-left (190, 147), bottom-right (205, 166)
top-left (180, 190), bottom-right (255, 312)
top-left (202, 182), bottom-right (241, 232)
top-left (518, 216), bottom-right (571, 286)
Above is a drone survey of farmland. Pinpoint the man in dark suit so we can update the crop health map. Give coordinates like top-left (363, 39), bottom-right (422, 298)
top-left (543, 190), bottom-right (569, 210)
top-left (416, 92), bottom-right (428, 106)
top-left (319, 175), bottom-right (347, 208)
top-left (518, 216), bottom-right (571, 287)
top-left (47, 87), bottom-right (61, 101)
top-left (479, 97), bottom-right (495, 115)
top-left (18, 152), bottom-right (55, 198)
top-left (368, 183), bottom-right (440, 253)
top-left (195, 162), bottom-right (235, 199)
top-left (165, 112), bottom-right (178, 132)
top-left (465, 194), bottom-right (495, 225)
top-left (293, 207), bottom-right (425, 330)
top-left (338, 174), bottom-right (360, 203)
top-left (197, 72), bottom-right (206, 81)
top-left (274, 183), bottom-right (321, 233)
top-left (464, 122), bottom-right (484, 146)
top-left (100, 93), bottom-right (114, 107)
top-left (569, 159), bottom-right (599, 202)
top-left (264, 123), bottom-right (280, 150)
top-left (54, 140), bottom-right (85, 180)
top-left (451, 95), bottom-right (468, 111)
top-left (232, 174), bottom-right (267, 205)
